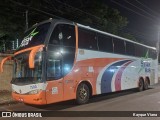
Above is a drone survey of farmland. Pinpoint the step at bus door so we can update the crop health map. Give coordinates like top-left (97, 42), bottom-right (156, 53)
top-left (45, 78), bottom-right (63, 104)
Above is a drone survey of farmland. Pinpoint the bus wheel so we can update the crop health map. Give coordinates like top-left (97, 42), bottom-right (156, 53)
top-left (138, 78), bottom-right (144, 92)
top-left (76, 83), bottom-right (90, 104)
top-left (144, 79), bottom-right (149, 90)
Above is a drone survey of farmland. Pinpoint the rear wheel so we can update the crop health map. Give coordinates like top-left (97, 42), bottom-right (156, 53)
top-left (76, 83), bottom-right (90, 104)
top-left (144, 79), bottom-right (149, 90)
top-left (138, 78), bottom-right (144, 92)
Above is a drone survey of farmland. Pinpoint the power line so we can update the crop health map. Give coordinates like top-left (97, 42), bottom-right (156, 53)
top-left (0, 11), bottom-right (23, 18)
top-left (110, 0), bottom-right (156, 23)
top-left (41, 0), bottom-right (105, 28)
top-left (9, 0), bottom-right (63, 19)
top-left (135, 0), bottom-right (160, 17)
top-left (53, 0), bottom-right (101, 21)
top-left (46, 0), bottom-right (156, 41)
top-left (0, 5), bottom-right (25, 14)
top-left (9, 0), bottom-right (155, 44)
top-left (44, 0), bottom-right (64, 14)
top-left (124, 0), bottom-right (158, 19)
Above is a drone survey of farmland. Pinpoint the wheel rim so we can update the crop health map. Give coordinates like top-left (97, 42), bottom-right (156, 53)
top-left (79, 86), bottom-right (87, 100)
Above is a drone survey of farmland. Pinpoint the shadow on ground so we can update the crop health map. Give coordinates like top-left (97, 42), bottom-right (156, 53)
top-left (27, 87), bottom-right (153, 111)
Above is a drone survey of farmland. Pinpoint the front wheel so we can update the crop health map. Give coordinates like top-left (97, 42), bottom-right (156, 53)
top-left (76, 83), bottom-right (90, 104)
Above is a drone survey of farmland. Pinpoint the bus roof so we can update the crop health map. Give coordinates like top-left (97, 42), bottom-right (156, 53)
top-left (27, 18), bottom-right (156, 50)
top-left (77, 23), bottom-right (156, 50)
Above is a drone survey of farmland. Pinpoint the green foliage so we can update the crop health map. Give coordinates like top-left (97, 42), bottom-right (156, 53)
top-left (0, 0), bottom-right (135, 52)
top-left (62, 0), bottom-right (128, 36)
top-left (120, 33), bottom-right (137, 41)
top-left (0, 0), bottom-right (25, 37)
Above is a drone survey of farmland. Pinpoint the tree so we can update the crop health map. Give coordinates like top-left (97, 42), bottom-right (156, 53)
top-left (59, 0), bottom-right (130, 36)
top-left (0, 0), bottom-right (135, 52)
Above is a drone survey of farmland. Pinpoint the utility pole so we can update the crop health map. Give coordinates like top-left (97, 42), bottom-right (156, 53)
top-left (156, 27), bottom-right (160, 83)
top-left (157, 28), bottom-right (160, 62)
top-left (26, 10), bottom-right (28, 31)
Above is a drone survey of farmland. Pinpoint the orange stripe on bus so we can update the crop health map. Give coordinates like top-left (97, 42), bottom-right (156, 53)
top-left (14, 45), bottom-right (44, 55)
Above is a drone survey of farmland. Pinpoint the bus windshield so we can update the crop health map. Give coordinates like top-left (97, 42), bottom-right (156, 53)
top-left (11, 52), bottom-right (43, 85)
top-left (17, 22), bottom-right (51, 51)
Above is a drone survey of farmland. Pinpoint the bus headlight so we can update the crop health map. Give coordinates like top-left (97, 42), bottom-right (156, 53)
top-left (28, 89), bottom-right (41, 95)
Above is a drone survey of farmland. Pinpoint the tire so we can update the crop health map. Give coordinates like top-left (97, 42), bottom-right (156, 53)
top-left (138, 79), bottom-right (144, 92)
top-left (76, 83), bottom-right (90, 104)
top-left (144, 79), bottom-right (149, 90)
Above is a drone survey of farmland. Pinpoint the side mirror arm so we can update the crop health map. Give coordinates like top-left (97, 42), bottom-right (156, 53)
top-left (29, 45), bottom-right (44, 68)
top-left (0, 56), bottom-right (12, 72)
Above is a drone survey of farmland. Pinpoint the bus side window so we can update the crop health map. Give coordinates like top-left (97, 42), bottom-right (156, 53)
top-left (126, 41), bottom-right (135, 56)
top-left (62, 25), bottom-right (75, 47)
top-left (97, 34), bottom-right (113, 53)
top-left (78, 28), bottom-right (98, 50)
top-left (113, 38), bottom-right (125, 54)
top-left (149, 49), bottom-right (157, 59)
top-left (135, 45), bottom-right (147, 57)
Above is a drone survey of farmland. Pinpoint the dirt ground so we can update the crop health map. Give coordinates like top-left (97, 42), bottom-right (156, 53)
top-left (0, 90), bottom-right (18, 106)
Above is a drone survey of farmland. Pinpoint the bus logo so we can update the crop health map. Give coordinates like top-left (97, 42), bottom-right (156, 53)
top-left (20, 28), bottom-right (39, 48)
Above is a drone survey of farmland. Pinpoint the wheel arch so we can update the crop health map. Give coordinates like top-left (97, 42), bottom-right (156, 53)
top-left (137, 76), bottom-right (145, 87)
top-left (137, 76), bottom-right (145, 91)
top-left (75, 80), bottom-right (93, 97)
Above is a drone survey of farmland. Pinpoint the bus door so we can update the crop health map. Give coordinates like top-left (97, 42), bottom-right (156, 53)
top-left (45, 49), bottom-right (64, 104)
top-left (45, 23), bottom-right (76, 103)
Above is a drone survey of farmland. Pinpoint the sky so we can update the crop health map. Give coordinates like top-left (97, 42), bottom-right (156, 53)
top-left (1, 0), bottom-right (159, 47)
top-left (103, 0), bottom-right (160, 46)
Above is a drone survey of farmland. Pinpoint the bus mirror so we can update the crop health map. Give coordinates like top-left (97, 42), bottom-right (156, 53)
top-left (0, 56), bottom-right (12, 73)
top-left (29, 45), bottom-right (44, 68)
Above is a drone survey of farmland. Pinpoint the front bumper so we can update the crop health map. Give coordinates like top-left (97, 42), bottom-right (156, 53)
top-left (12, 91), bottom-right (47, 105)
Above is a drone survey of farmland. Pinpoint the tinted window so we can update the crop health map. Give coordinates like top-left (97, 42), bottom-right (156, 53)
top-left (113, 38), bottom-right (125, 54)
top-left (135, 45), bottom-right (142, 57)
top-left (47, 48), bottom-right (63, 80)
top-left (49, 24), bottom-right (76, 47)
top-left (135, 45), bottom-right (148, 57)
top-left (47, 45), bottom-right (76, 80)
top-left (98, 34), bottom-right (113, 52)
top-left (78, 28), bottom-right (98, 50)
top-left (126, 41), bottom-right (135, 56)
top-left (149, 49), bottom-right (157, 59)
top-left (62, 47), bottom-right (75, 76)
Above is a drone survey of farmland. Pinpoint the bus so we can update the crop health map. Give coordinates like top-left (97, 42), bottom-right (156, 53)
top-left (0, 19), bottom-right (158, 105)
